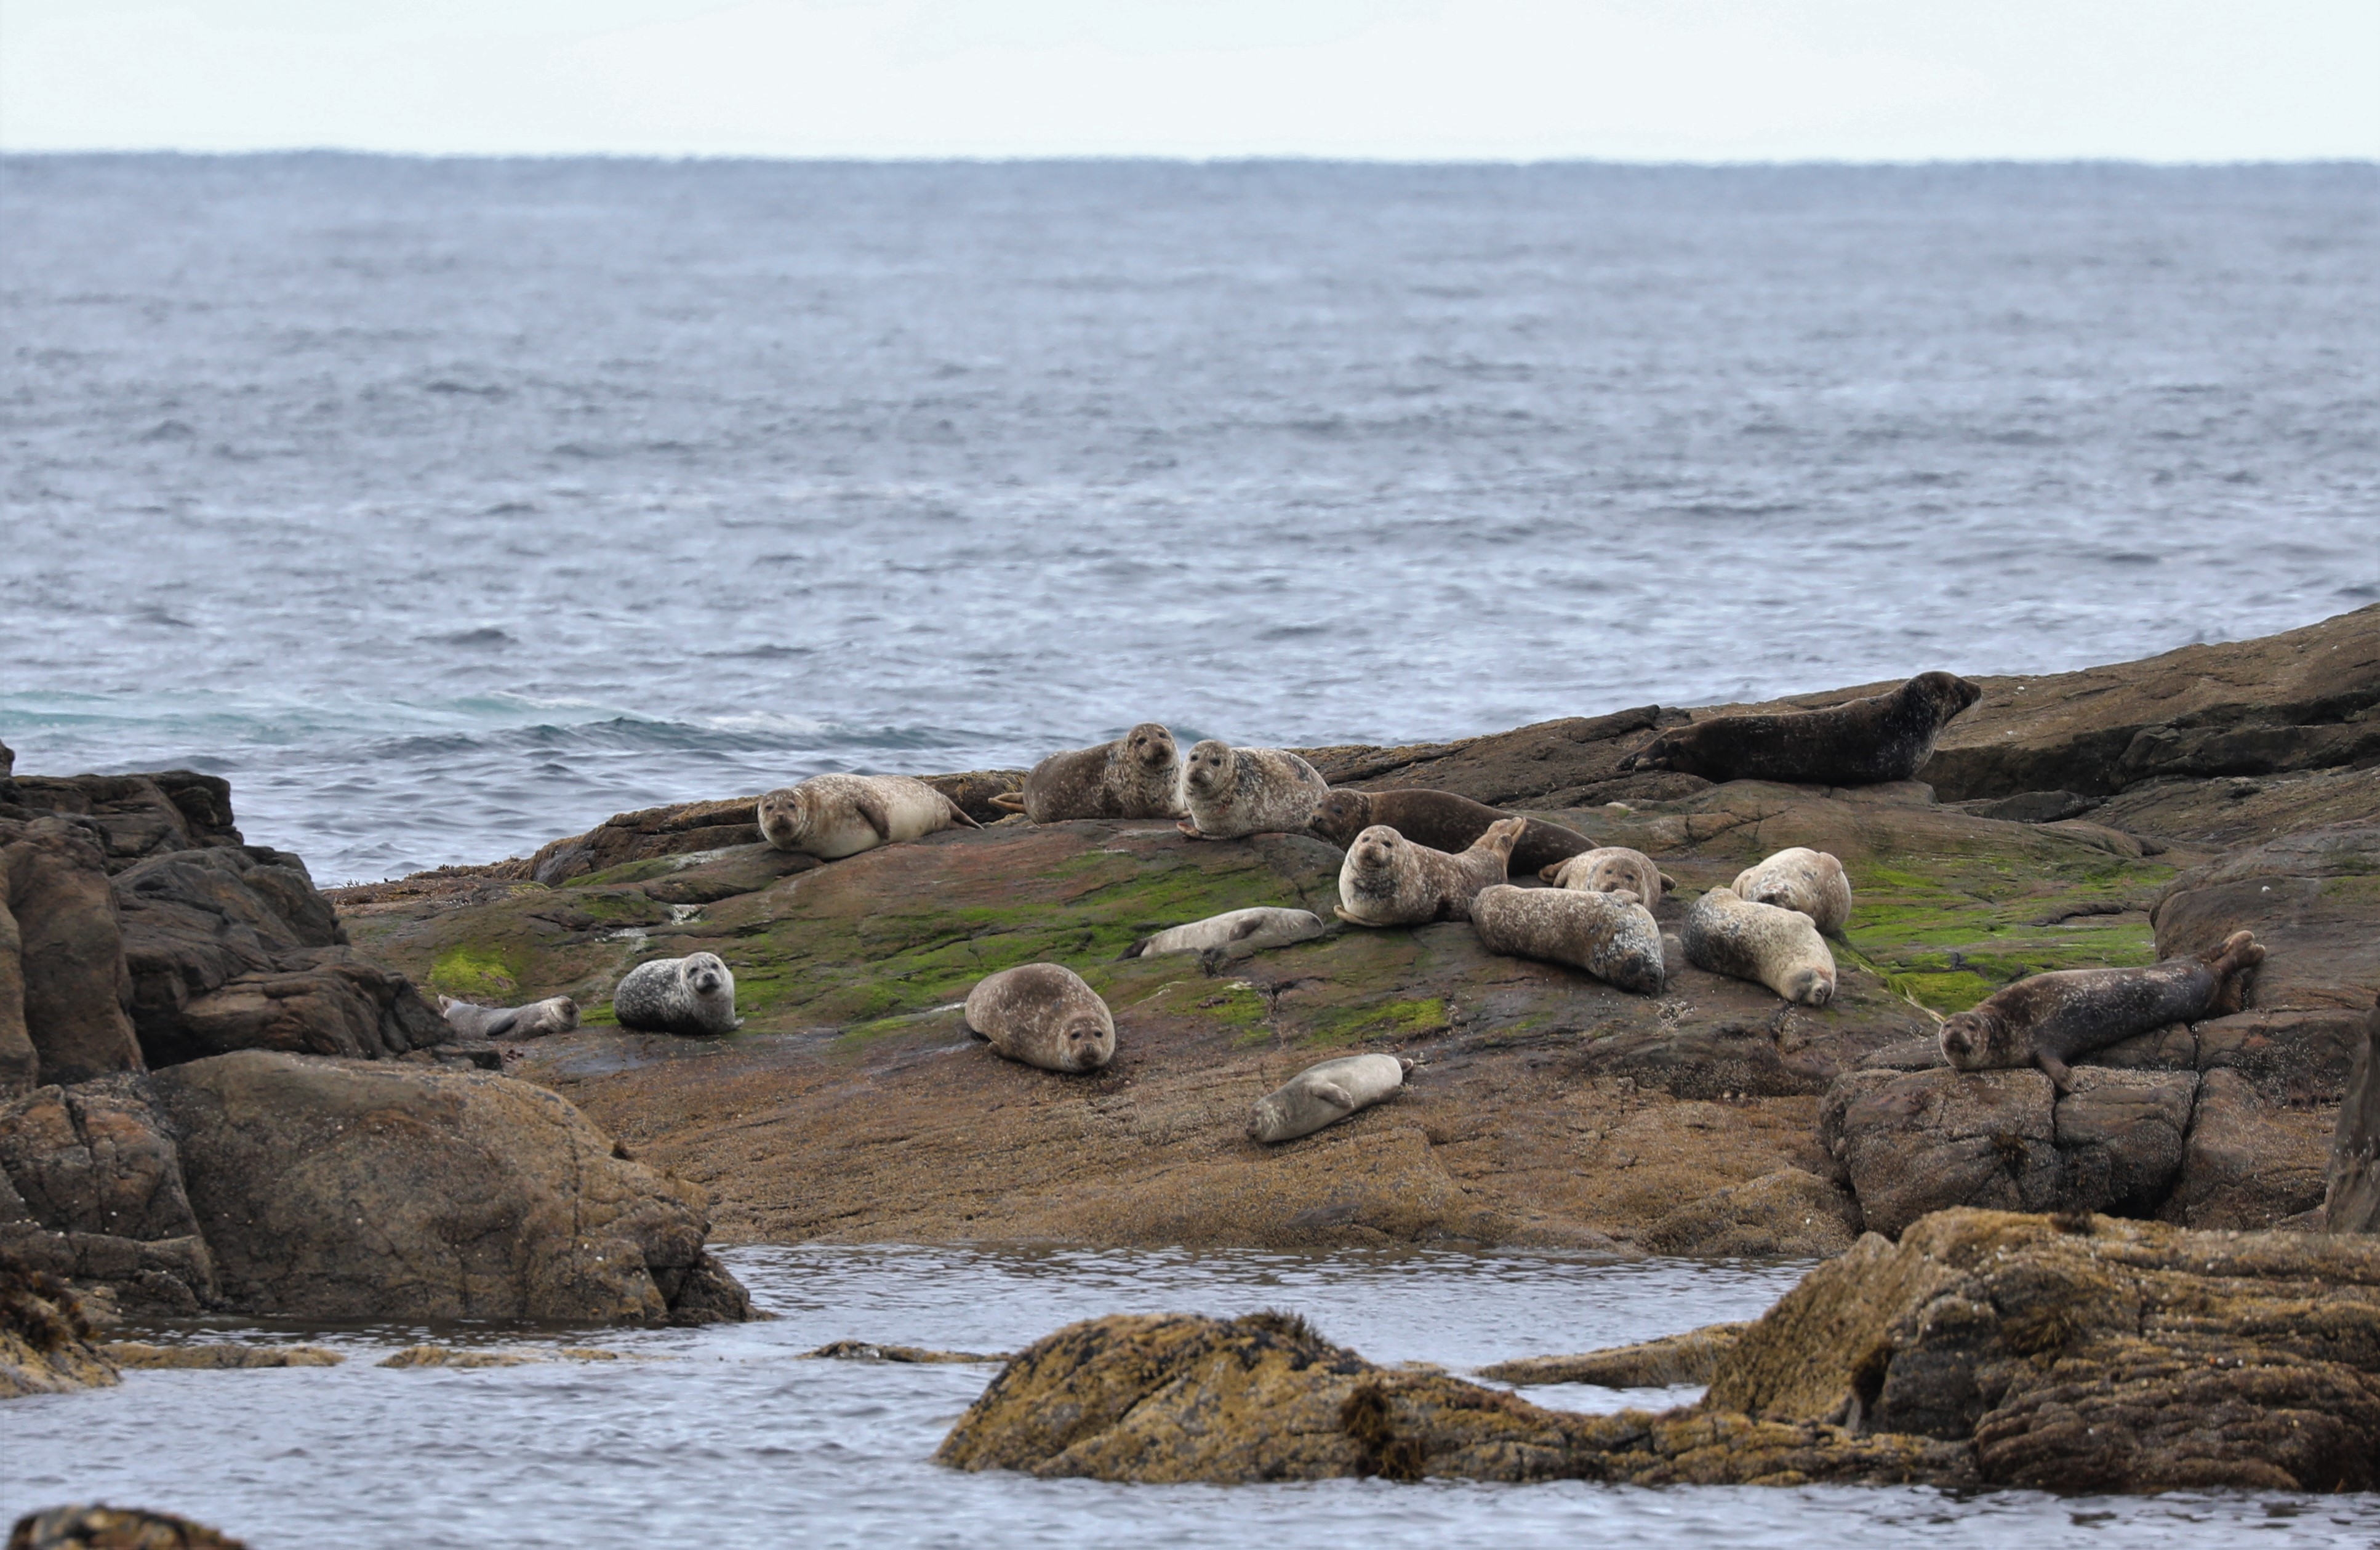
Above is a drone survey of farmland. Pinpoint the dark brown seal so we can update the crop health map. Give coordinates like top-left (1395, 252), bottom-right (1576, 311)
top-left (1620, 672), bottom-right (1982, 786)
top-left (988, 723), bottom-right (1184, 822)
top-left (1309, 787), bottom-right (1593, 876)
top-left (1939, 930), bottom-right (2265, 1091)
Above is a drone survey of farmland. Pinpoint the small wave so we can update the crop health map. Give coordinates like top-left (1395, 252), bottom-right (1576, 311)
top-left (429, 627), bottom-right (516, 648)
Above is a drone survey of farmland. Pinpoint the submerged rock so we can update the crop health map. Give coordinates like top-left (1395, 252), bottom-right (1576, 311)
top-left (6, 1504), bottom-right (246, 1548)
top-left (1477, 1322), bottom-right (1749, 1387)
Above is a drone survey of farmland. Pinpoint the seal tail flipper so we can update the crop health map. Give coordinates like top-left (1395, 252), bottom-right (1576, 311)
top-left (1537, 861), bottom-right (1565, 883)
top-left (941, 795), bottom-right (982, 829)
top-left (2035, 1051), bottom-right (2075, 1093)
top-left (988, 793), bottom-right (1026, 814)
top-left (1332, 905), bottom-right (1361, 923)
top-left (1177, 821), bottom-right (1208, 840)
top-left (2203, 929), bottom-right (2264, 1013)
top-left (1395, 1056), bottom-right (1417, 1078)
top-left (1122, 937), bottom-right (1153, 960)
top-left (1313, 1081), bottom-right (1357, 1111)
top-left (854, 793), bottom-right (894, 841)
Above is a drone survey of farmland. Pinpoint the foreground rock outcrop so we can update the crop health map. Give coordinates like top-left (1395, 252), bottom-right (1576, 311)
top-left (2330, 998), bottom-right (2380, 1232)
top-left (6, 1503), bottom-right (246, 1549)
top-left (0, 1265), bottom-right (118, 1399)
top-left (940, 1209), bottom-right (2378, 1492)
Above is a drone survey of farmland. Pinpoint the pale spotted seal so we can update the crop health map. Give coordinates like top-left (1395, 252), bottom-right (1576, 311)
top-left (964, 963), bottom-right (1115, 1073)
top-left (988, 723), bottom-right (1185, 822)
top-left (437, 994), bottom-right (579, 1039)
top-left (1621, 672), bottom-right (1982, 786)
top-left (1126, 907), bottom-right (1326, 960)
top-left (1729, 847), bottom-right (1853, 935)
top-left (1939, 930), bottom-right (2264, 1091)
top-left (1470, 883), bottom-right (1665, 994)
top-left (1538, 846), bottom-right (1674, 908)
top-left (1335, 819), bottom-right (1523, 928)
top-left (1680, 886), bottom-right (1837, 1006)
top-left (1178, 742), bottom-right (1328, 840)
top-left (1309, 787), bottom-right (1594, 876)
top-left (614, 952), bottom-right (742, 1036)
top-left (758, 773), bottom-right (980, 859)
top-left (1248, 1053), bottom-right (1414, 1143)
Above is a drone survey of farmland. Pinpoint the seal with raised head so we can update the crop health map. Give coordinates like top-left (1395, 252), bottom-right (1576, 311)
top-left (758, 773), bottom-right (980, 859)
top-left (1126, 906), bottom-right (1326, 960)
top-left (964, 963), bottom-right (1116, 1073)
top-left (988, 723), bottom-right (1185, 822)
top-left (1729, 846), bottom-right (1853, 935)
top-left (1335, 818), bottom-right (1523, 928)
top-left (438, 994), bottom-right (579, 1039)
top-left (614, 952), bottom-right (741, 1036)
top-left (1621, 671), bottom-right (1982, 786)
top-left (1177, 741), bottom-right (1328, 840)
top-left (1470, 883), bottom-right (1665, 994)
top-left (1939, 930), bottom-right (2264, 1091)
top-left (1680, 886), bottom-right (1837, 1006)
top-left (1310, 787), bottom-right (1594, 877)
top-left (1248, 1053), bottom-right (1414, 1144)
top-left (1538, 846), bottom-right (1675, 908)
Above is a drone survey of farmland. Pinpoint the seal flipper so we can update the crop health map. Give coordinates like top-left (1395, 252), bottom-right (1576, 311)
top-left (1229, 916), bottom-right (1267, 941)
top-left (2035, 1050), bottom-right (2075, 1093)
top-left (1658, 872), bottom-right (1679, 893)
top-left (853, 793), bottom-right (894, 841)
top-left (988, 793), bottom-right (1026, 814)
top-left (941, 794), bottom-right (983, 829)
top-left (482, 1006), bottom-right (521, 1037)
top-left (1312, 1081), bottom-right (1357, 1111)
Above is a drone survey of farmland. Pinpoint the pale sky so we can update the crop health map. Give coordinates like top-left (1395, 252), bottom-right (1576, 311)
top-left (2, 0), bottom-right (2375, 161)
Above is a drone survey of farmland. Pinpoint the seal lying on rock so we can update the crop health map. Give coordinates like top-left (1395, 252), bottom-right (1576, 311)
top-left (1681, 886), bottom-right (1837, 1006)
top-left (989, 723), bottom-right (1185, 822)
top-left (436, 994), bottom-right (579, 1039)
top-left (1470, 883), bottom-right (1666, 994)
top-left (1126, 907), bottom-right (1326, 960)
top-left (1309, 788), bottom-right (1593, 876)
top-left (1621, 671), bottom-right (1982, 786)
top-left (964, 963), bottom-right (1116, 1073)
top-left (1249, 1053), bottom-right (1414, 1143)
top-left (1730, 847), bottom-right (1853, 935)
top-left (1335, 819), bottom-right (1523, 928)
top-left (1538, 846), bottom-right (1674, 908)
top-left (1178, 742), bottom-right (1328, 840)
top-left (758, 773), bottom-right (980, 859)
top-left (1939, 930), bottom-right (2266, 1091)
top-left (614, 952), bottom-right (742, 1036)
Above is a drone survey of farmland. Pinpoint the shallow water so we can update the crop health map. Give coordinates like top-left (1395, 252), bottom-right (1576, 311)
top-left (4, 157), bottom-right (2374, 880)
top-left (4, 1245), bottom-right (2374, 1547)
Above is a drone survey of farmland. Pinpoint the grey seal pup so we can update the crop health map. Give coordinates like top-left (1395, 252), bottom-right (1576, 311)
top-left (964, 963), bottom-right (1116, 1073)
top-left (1249, 1053), bottom-right (1414, 1144)
top-left (1470, 883), bottom-right (1665, 994)
top-left (1730, 847), bottom-right (1853, 936)
top-left (614, 952), bottom-right (742, 1036)
top-left (1621, 671), bottom-right (1982, 786)
top-left (758, 773), bottom-right (980, 859)
top-left (1680, 886), bottom-right (1837, 1006)
top-left (1308, 787), bottom-right (1594, 876)
top-left (1939, 930), bottom-right (2264, 1091)
top-left (1126, 906), bottom-right (1326, 960)
top-left (1177, 741), bottom-right (1328, 840)
top-left (437, 994), bottom-right (579, 1039)
top-left (1538, 846), bottom-right (1675, 908)
top-left (988, 722), bottom-right (1186, 822)
top-left (1336, 818), bottom-right (1523, 928)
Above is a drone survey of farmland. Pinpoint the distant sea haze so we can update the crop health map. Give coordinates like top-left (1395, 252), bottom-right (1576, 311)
top-left (2, 156), bottom-right (2372, 881)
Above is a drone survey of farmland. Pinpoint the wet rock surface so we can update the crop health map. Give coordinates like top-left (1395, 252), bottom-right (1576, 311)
top-left (1476, 1323), bottom-right (1749, 1388)
top-left (6, 1503), bottom-right (247, 1549)
top-left (2330, 999), bottom-right (2380, 1232)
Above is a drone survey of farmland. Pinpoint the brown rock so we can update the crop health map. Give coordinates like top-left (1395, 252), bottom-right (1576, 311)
top-left (2150, 824), bottom-right (2380, 1014)
top-left (149, 1050), bottom-right (751, 1324)
top-left (6, 1504), bottom-right (246, 1549)
top-left (100, 1341), bottom-right (341, 1368)
top-left (2160, 1068), bottom-right (2332, 1229)
top-left (2, 819), bottom-right (143, 1087)
top-left (1476, 1323), bottom-right (1749, 1387)
top-left (0, 770), bottom-right (244, 873)
top-left (1638, 1168), bottom-right (1860, 1257)
top-left (0, 1263), bottom-right (119, 1400)
top-left (2050, 1068), bottom-right (2197, 1217)
top-left (1819, 1069), bottom-right (2063, 1237)
top-left (0, 1075), bottom-right (201, 1243)
top-left (517, 796), bottom-right (772, 887)
top-left (2329, 998), bottom-right (2380, 1232)
top-left (0, 891), bottom-right (34, 1098)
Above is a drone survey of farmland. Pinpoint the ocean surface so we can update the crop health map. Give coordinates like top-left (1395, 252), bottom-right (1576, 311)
top-left (6, 1245), bottom-right (2376, 1549)
top-left (4, 156), bottom-right (2376, 881)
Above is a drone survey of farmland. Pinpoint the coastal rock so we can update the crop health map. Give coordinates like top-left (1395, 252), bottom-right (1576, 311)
top-left (1819, 1069), bottom-right (2064, 1237)
top-left (1637, 1168), bottom-right (1860, 1257)
top-left (100, 1341), bottom-right (342, 1369)
top-left (148, 1050), bottom-right (750, 1325)
top-left (2151, 824), bottom-right (2379, 1015)
top-left (1704, 1208), bottom-right (2380, 1492)
top-left (2329, 999), bottom-right (2380, 1231)
top-left (2050, 1068), bottom-right (2196, 1217)
top-left (0, 770), bottom-right (244, 872)
top-left (2158, 1069), bottom-right (2331, 1229)
top-left (0, 1266), bottom-right (119, 1399)
top-left (1477, 1323), bottom-right (1749, 1388)
top-left (516, 796), bottom-right (772, 887)
top-left (6, 1504), bottom-right (246, 1548)
top-left (1, 819), bottom-right (144, 1088)
top-left (0, 1075), bottom-right (202, 1244)
top-left (0, 889), bottom-right (32, 1099)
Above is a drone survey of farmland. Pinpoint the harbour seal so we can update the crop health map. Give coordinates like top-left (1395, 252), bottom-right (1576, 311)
top-left (1309, 787), bottom-right (1595, 876)
top-left (1538, 846), bottom-right (1675, 908)
top-left (1729, 847), bottom-right (1853, 935)
top-left (988, 723), bottom-right (1185, 822)
top-left (1939, 930), bottom-right (2265, 1091)
top-left (436, 994), bottom-right (579, 1039)
top-left (1248, 1053), bottom-right (1414, 1144)
top-left (1126, 906), bottom-right (1326, 960)
top-left (1470, 883), bottom-right (1665, 994)
top-left (758, 773), bottom-right (980, 859)
top-left (1680, 886), bottom-right (1837, 1006)
top-left (963, 962), bottom-right (1116, 1073)
top-left (1335, 819), bottom-right (1523, 928)
top-left (1620, 672), bottom-right (1982, 786)
top-left (1178, 742), bottom-right (1328, 840)
top-left (613, 952), bottom-right (742, 1036)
